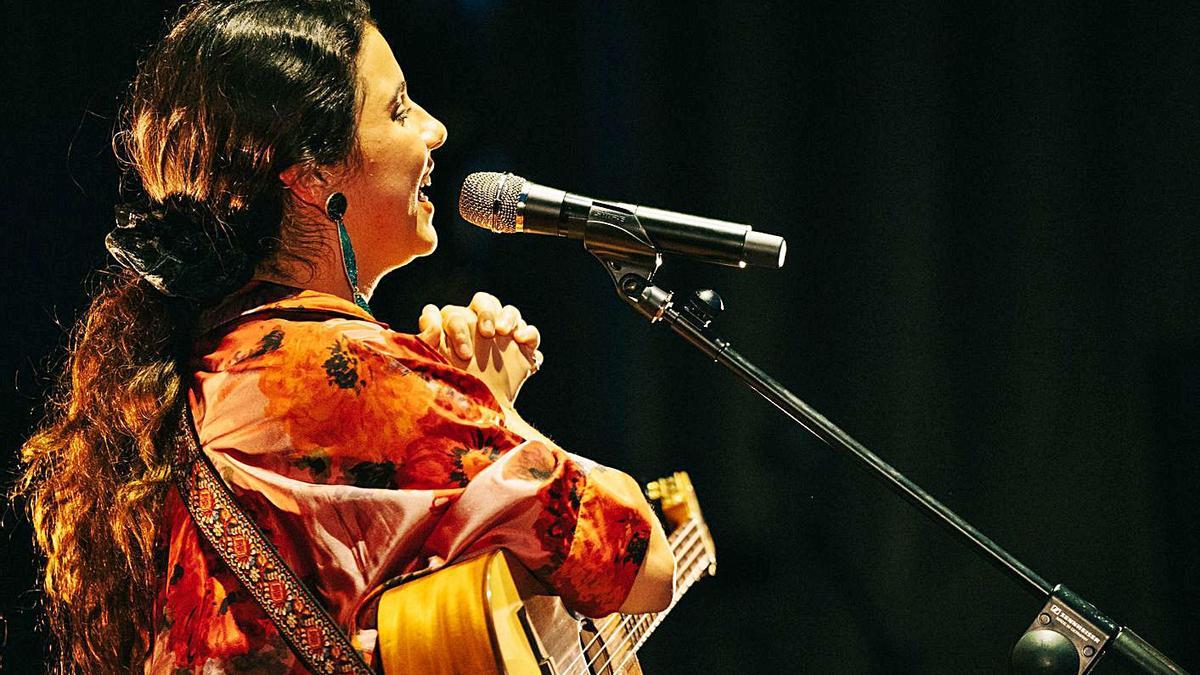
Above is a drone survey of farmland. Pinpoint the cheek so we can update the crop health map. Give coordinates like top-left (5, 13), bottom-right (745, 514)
top-left (355, 158), bottom-right (414, 207)
top-left (352, 126), bottom-right (428, 209)
top-left (373, 129), bottom-right (426, 177)
top-left (363, 159), bottom-right (421, 206)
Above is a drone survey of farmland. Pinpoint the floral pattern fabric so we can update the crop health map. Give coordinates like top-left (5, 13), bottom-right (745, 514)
top-left (145, 289), bottom-right (652, 673)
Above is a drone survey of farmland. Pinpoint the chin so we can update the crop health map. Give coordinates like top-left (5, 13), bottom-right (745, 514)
top-left (416, 217), bottom-right (438, 255)
top-left (383, 227), bottom-right (437, 271)
top-left (416, 236), bottom-right (438, 258)
top-left (420, 227), bottom-right (444, 255)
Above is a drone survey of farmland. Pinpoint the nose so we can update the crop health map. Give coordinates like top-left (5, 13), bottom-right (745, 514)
top-left (422, 111), bottom-right (447, 151)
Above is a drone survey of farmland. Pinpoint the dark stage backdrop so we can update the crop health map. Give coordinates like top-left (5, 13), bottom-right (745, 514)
top-left (2, 2), bottom-right (1198, 673)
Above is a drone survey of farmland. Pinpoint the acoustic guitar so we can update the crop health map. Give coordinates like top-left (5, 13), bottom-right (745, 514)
top-left (371, 471), bottom-right (716, 674)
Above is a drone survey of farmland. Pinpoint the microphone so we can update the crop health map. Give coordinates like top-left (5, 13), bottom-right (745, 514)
top-left (458, 172), bottom-right (786, 269)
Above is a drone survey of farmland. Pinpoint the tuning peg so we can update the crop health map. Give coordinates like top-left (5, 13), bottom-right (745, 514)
top-left (646, 480), bottom-right (662, 501)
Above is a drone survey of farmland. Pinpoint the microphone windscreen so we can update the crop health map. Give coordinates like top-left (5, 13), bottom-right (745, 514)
top-left (458, 172), bottom-right (527, 233)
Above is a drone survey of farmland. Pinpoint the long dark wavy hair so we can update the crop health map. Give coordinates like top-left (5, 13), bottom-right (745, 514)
top-left (13, 1), bottom-right (374, 671)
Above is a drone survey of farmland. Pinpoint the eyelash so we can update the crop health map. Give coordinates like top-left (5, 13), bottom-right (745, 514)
top-left (392, 105), bottom-right (412, 125)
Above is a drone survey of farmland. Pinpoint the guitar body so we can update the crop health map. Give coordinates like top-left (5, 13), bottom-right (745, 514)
top-left (375, 472), bottom-right (713, 675)
top-left (376, 549), bottom-right (643, 675)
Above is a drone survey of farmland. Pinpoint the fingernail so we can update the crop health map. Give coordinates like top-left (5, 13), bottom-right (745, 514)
top-left (456, 339), bottom-right (472, 359)
top-left (480, 319), bottom-right (494, 334)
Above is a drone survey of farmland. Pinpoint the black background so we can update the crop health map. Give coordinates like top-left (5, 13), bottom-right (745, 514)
top-left (2, 1), bottom-right (1198, 673)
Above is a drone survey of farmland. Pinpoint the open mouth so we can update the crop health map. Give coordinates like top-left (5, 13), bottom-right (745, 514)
top-left (417, 160), bottom-right (434, 203)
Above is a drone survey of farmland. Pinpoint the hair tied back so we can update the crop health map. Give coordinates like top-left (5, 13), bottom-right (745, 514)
top-left (106, 195), bottom-right (256, 303)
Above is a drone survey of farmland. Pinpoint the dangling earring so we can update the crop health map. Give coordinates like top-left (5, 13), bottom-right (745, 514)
top-left (325, 192), bottom-right (372, 315)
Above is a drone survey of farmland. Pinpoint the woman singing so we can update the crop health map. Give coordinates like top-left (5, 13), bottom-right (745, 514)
top-left (15, 1), bottom-right (675, 672)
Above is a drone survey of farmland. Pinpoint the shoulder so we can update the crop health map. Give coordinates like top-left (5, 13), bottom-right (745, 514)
top-left (190, 286), bottom-right (445, 374)
top-left (188, 289), bottom-right (506, 464)
top-left (195, 313), bottom-right (478, 424)
top-left (196, 309), bottom-right (444, 379)
top-left (192, 306), bottom-right (504, 450)
top-left (190, 314), bottom-right (443, 470)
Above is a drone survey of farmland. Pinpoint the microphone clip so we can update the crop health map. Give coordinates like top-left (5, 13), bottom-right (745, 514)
top-left (584, 203), bottom-right (670, 321)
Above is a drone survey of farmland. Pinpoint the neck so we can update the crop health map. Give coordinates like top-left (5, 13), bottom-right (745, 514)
top-left (252, 222), bottom-right (381, 304)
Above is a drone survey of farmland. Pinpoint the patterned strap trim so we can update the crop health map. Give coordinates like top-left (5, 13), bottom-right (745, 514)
top-left (172, 406), bottom-right (374, 674)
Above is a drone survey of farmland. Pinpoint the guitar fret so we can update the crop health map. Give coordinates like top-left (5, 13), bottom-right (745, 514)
top-left (630, 557), bottom-right (708, 650)
top-left (571, 476), bottom-right (717, 675)
top-left (624, 519), bottom-right (713, 653)
top-left (603, 522), bottom-right (705, 647)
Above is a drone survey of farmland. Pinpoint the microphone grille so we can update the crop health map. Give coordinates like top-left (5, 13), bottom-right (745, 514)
top-left (458, 172), bottom-right (527, 233)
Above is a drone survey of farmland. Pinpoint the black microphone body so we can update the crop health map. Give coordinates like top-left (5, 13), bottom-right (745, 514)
top-left (459, 172), bottom-right (786, 269)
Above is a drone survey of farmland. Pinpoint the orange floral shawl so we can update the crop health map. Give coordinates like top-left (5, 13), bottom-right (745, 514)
top-left (144, 287), bottom-right (651, 673)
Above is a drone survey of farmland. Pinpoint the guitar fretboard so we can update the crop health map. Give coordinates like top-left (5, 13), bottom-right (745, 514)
top-left (588, 518), bottom-right (714, 672)
top-left (627, 519), bottom-right (713, 650)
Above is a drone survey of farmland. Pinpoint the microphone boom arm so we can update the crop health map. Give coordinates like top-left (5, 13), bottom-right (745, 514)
top-left (578, 203), bottom-right (1187, 675)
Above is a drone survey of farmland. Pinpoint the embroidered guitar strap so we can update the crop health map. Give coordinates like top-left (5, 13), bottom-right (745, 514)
top-left (172, 404), bottom-right (375, 674)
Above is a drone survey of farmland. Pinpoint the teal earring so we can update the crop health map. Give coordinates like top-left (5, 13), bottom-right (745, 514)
top-left (325, 192), bottom-right (372, 315)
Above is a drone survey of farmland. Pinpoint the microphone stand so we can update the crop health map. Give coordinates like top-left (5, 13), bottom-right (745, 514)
top-left (576, 202), bottom-right (1187, 674)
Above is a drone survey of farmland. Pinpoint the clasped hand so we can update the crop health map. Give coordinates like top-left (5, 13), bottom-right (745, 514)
top-left (416, 292), bottom-right (543, 405)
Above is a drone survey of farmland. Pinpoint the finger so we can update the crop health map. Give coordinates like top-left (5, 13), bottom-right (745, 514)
top-left (531, 349), bottom-right (544, 373)
top-left (469, 292), bottom-right (504, 337)
top-left (438, 303), bottom-right (470, 328)
top-left (513, 323), bottom-right (541, 349)
top-left (444, 312), bottom-right (475, 359)
top-left (495, 305), bottom-right (522, 335)
top-left (438, 304), bottom-right (473, 353)
top-left (417, 304), bottom-right (443, 347)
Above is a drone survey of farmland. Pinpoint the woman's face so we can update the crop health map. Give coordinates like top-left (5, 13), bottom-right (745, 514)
top-left (336, 26), bottom-right (447, 273)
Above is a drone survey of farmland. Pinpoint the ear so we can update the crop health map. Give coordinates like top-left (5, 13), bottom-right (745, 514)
top-left (278, 164), bottom-right (326, 208)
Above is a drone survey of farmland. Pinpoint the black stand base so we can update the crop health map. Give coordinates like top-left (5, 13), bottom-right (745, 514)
top-left (1012, 586), bottom-right (1112, 674)
top-left (1012, 630), bottom-right (1079, 675)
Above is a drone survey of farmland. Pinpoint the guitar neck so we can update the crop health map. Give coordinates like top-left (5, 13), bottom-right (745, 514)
top-left (609, 517), bottom-right (715, 657)
top-left (581, 472), bottom-right (714, 673)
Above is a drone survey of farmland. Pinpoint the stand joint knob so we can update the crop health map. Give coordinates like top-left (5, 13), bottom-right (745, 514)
top-left (682, 289), bottom-right (724, 328)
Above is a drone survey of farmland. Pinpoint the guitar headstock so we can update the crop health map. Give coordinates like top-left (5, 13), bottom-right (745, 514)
top-left (646, 471), bottom-right (716, 576)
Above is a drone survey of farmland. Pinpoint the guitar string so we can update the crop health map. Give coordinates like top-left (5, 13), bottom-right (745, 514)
top-left (558, 521), bottom-right (703, 675)
top-left (597, 527), bottom-right (710, 674)
top-left (607, 526), bottom-right (709, 652)
top-left (593, 523), bottom-right (704, 647)
top-left (557, 521), bottom-right (703, 675)
top-left (583, 530), bottom-right (705, 672)
top-left (557, 522), bottom-right (703, 675)
top-left (568, 532), bottom-right (709, 675)
top-left (567, 524), bottom-right (710, 675)
top-left (585, 531), bottom-right (712, 675)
